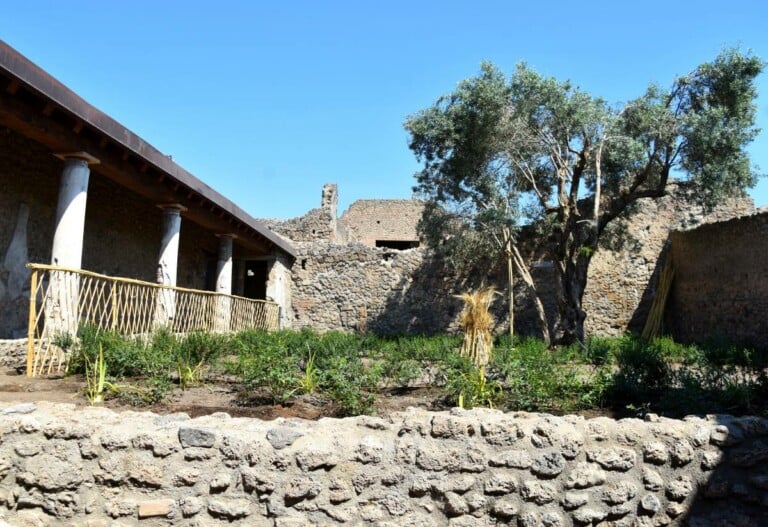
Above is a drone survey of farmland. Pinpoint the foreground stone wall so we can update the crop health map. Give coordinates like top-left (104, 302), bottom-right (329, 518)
top-left (667, 212), bottom-right (768, 349)
top-left (0, 402), bottom-right (767, 526)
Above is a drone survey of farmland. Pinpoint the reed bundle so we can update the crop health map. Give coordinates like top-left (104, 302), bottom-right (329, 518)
top-left (456, 287), bottom-right (496, 368)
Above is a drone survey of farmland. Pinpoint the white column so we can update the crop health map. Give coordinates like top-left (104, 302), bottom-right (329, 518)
top-left (155, 204), bottom-right (185, 327)
top-left (51, 154), bottom-right (97, 268)
top-left (214, 235), bottom-right (235, 332)
top-left (215, 235), bottom-right (234, 294)
top-left (48, 153), bottom-right (98, 338)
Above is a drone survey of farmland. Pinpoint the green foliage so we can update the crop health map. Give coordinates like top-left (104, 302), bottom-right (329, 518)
top-left (406, 50), bottom-right (764, 344)
top-left (83, 344), bottom-right (109, 405)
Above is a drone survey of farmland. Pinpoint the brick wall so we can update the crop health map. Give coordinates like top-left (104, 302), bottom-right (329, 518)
top-left (338, 199), bottom-right (424, 246)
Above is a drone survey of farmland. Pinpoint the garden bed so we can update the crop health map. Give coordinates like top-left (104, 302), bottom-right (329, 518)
top-left (4, 329), bottom-right (767, 421)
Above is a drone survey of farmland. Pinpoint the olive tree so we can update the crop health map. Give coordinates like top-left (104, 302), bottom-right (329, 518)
top-left (406, 50), bottom-right (763, 344)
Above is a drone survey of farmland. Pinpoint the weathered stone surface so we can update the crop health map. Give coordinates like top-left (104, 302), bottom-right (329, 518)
top-left (483, 473), bottom-right (517, 495)
top-left (490, 498), bottom-right (519, 518)
top-left (531, 452), bottom-right (565, 478)
top-left (179, 496), bottom-right (204, 517)
top-left (601, 482), bottom-right (637, 505)
top-left (178, 427), bottom-right (216, 448)
top-left (640, 493), bottom-right (662, 514)
top-left (520, 480), bottom-right (557, 505)
top-left (643, 467), bottom-right (665, 491)
top-left (17, 454), bottom-right (84, 491)
top-left (666, 476), bottom-right (694, 502)
top-left (488, 449), bottom-right (532, 469)
top-left (267, 427), bottom-right (303, 450)
top-left (208, 498), bottom-right (251, 519)
top-left (671, 439), bottom-right (695, 466)
top-left (481, 420), bottom-right (524, 446)
top-left (0, 402), bottom-right (765, 526)
top-left (565, 462), bottom-right (607, 489)
top-left (586, 447), bottom-right (636, 471)
top-left (643, 441), bottom-right (669, 465)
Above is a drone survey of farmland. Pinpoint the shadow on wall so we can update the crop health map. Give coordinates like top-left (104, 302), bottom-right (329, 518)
top-left (366, 255), bottom-right (466, 335)
top-left (366, 251), bottom-right (554, 339)
top-left (679, 414), bottom-right (768, 525)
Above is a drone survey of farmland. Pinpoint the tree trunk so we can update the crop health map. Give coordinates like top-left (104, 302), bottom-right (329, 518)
top-left (553, 251), bottom-right (592, 344)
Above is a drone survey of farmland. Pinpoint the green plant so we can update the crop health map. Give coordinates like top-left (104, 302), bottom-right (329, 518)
top-left (453, 367), bottom-right (503, 409)
top-left (83, 344), bottom-right (112, 404)
top-left (297, 348), bottom-right (319, 395)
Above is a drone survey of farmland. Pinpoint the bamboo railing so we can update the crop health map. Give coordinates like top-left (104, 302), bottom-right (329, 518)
top-left (25, 263), bottom-right (280, 377)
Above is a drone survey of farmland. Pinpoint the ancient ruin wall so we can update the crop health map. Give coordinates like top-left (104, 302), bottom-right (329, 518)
top-left (337, 199), bottom-right (424, 246)
top-left (0, 402), bottom-right (766, 526)
top-left (286, 184), bottom-right (752, 337)
top-left (666, 212), bottom-right (768, 349)
top-left (583, 184), bottom-right (754, 336)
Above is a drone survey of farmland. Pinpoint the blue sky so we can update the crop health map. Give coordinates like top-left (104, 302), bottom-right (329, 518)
top-left (3, 0), bottom-right (768, 218)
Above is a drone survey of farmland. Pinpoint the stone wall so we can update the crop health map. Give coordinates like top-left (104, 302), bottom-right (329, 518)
top-left (282, 182), bottom-right (753, 337)
top-left (666, 212), bottom-right (768, 349)
top-left (337, 199), bottom-right (424, 246)
top-left (1, 402), bottom-right (767, 526)
top-left (583, 184), bottom-right (754, 336)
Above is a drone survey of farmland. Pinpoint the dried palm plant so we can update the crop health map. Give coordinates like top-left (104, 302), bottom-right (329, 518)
top-left (456, 287), bottom-right (496, 368)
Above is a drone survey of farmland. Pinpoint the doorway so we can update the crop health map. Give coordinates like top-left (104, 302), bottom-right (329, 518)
top-left (243, 260), bottom-right (268, 300)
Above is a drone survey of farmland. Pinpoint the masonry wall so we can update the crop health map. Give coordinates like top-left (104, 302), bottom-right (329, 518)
top-left (666, 213), bottom-right (768, 349)
top-left (0, 127), bottom-right (224, 338)
top-left (279, 182), bottom-right (753, 337)
top-left (0, 401), bottom-right (766, 526)
top-left (583, 185), bottom-right (754, 336)
top-left (337, 199), bottom-right (424, 246)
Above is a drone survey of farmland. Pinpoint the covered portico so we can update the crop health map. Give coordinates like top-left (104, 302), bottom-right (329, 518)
top-left (0, 40), bottom-right (295, 346)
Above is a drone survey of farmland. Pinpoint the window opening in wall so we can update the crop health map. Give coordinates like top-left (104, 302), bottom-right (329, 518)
top-left (243, 260), bottom-right (268, 300)
top-left (301, 259), bottom-right (307, 270)
top-left (375, 240), bottom-right (419, 250)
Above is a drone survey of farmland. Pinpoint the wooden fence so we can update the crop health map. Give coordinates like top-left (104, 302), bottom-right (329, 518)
top-left (25, 263), bottom-right (280, 377)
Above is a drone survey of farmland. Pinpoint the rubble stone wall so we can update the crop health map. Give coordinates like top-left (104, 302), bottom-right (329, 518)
top-left (283, 183), bottom-right (753, 337)
top-left (583, 185), bottom-right (754, 336)
top-left (0, 402), bottom-right (766, 526)
top-left (667, 212), bottom-right (768, 349)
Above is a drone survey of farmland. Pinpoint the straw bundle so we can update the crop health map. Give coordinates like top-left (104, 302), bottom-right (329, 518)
top-left (641, 253), bottom-right (675, 340)
top-left (456, 287), bottom-right (496, 368)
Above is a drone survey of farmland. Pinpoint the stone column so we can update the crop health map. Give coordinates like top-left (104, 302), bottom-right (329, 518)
top-left (48, 153), bottom-right (98, 338)
top-left (155, 204), bottom-right (185, 327)
top-left (51, 154), bottom-right (98, 268)
top-left (214, 235), bottom-right (235, 332)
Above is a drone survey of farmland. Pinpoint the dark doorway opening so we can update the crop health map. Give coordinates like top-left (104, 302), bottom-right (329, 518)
top-left (244, 260), bottom-right (268, 300)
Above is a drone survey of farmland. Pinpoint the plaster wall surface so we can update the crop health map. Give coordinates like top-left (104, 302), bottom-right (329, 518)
top-left (0, 401), bottom-right (764, 526)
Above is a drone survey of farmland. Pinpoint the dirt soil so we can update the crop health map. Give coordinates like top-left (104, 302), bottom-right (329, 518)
top-left (0, 368), bottom-right (450, 420)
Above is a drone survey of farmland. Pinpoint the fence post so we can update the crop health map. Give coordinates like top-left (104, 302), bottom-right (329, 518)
top-left (111, 282), bottom-right (118, 331)
top-left (26, 268), bottom-right (38, 377)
